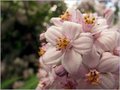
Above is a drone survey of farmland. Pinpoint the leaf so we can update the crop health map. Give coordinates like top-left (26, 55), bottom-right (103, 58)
top-left (1, 76), bottom-right (21, 89)
top-left (20, 75), bottom-right (38, 89)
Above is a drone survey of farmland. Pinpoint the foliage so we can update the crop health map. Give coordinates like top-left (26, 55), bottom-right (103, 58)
top-left (1, 1), bottom-right (66, 89)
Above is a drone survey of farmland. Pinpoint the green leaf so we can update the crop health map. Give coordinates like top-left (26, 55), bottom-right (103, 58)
top-left (1, 76), bottom-right (21, 89)
top-left (20, 75), bottom-right (38, 89)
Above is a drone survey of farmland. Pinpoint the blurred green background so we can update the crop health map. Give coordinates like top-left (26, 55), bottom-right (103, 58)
top-left (1, 1), bottom-right (66, 89)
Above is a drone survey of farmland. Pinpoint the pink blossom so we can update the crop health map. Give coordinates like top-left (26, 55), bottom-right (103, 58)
top-left (43, 21), bottom-right (93, 76)
top-left (50, 8), bottom-right (82, 27)
top-left (77, 52), bottom-right (119, 89)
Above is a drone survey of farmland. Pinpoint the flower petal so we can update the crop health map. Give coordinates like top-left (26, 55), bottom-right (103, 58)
top-left (73, 33), bottom-right (93, 55)
top-left (104, 8), bottom-right (114, 27)
top-left (78, 63), bottom-right (89, 78)
top-left (62, 49), bottom-right (82, 76)
top-left (42, 47), bottom-right (63, 66)
top-left (38, 68), bottom-right (48, 79)
top-left (113, 74), bottom-right (119, 88)
top-left (39, 58), bottom-right (52, 72)
top-left (98, 52), bottom-right (119, 74)
top-left (95, 30), bottom-right (119, 52)
top-left (45, 26), bottom-right (63, 45)
top-left (82, 46), bottom-right (100, 68)
top-left (99, 73), bottom-right (115, 89)
top-left (66, 8), bottom-right (82, 23)
top-left (62, 21), bottom-right (82, 40)
top-left (50, 18), bottom-right (63, 27)
top-left (92, 18), bottom-right (108, 35)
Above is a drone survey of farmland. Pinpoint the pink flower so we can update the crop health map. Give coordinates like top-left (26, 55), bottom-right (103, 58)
top-left (50, 8), bottom-right (82, 27)
top-left (77, 52), bottom-right (119, 89)
top-left (81, 13), bottom-right (108, 35)
top-left (43, 21), bottom-right (93, 76)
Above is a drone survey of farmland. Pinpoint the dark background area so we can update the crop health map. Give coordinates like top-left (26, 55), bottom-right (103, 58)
top-left (1, 1), bottom-right (66, 89)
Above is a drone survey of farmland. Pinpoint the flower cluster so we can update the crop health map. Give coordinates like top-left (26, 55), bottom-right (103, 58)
top-left (36, 8), bottom-right (120, 89)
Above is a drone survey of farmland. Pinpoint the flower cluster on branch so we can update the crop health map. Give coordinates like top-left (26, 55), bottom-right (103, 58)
top-left (36, 8), bottom-right (120, 89)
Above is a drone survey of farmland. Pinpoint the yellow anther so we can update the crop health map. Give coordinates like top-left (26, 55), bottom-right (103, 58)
top-left (56, 37), bottom-right (70, 50)
top-left (38, 47), bottom-right (46, 56)
top-left (86, 69), bottom-right (100, 85)
top-left (60, 11), bottom-right (71, 21)
top-left (84, 14), bottom-right (95, 24)
top-left (92, 17), bottom-right (95, 20)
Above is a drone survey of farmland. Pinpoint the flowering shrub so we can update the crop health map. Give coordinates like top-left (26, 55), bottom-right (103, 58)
top-left (37, 8), bottom-right (120, 89)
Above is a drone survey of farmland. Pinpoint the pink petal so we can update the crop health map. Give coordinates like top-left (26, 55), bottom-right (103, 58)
top-left (77, 63), bottom-right (88, 78)
top-left (98, 52), bottom-right (119, 74)
top-left (113, 74), bottom-right (119, 88)
top-left (95, 30), bottom-right (119, 52)
top-left (91, 18), bottom-right (108, 35)
top-left (50, 18), bottom-right (63, 27)
top-left (73, 33), bottom-right (93, 55)
top-left (42, 47), bottom-right (63, 66)
top-left (62, 49), bottom-right (82, 76)
top-left (39, 33), bottom-right (45, 41)
top-left (104, 8), bottom-right (114, 27)
top-left (82, 46), bottom-right (100, 68)
top-left (99, 73), bottom-right (115, 89)
top-left (39, 58), bottom-right (52, 71)
top-left (62, 21), bottom-right (82, 40)
top-left (45, 26), bottom-right (63, 45)
top-left (38, 68), bottom-right (48, 79)
top-left (66, 8), bottom-right (82, 23)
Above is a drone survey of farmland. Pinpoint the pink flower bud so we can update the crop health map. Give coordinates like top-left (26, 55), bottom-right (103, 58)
top-left (54, 65), bottom-right (68, 77)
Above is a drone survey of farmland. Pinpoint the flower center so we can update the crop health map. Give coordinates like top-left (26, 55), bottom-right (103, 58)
top-left (60, 11), bottom-right (71, 21)
top-left (56, 37), bottom-right (70, 50)
top-left (38, 47), bottom-right (46, 56)
top-left (84, 14), bottom-right (95, 24)
top-left (86, 69), bottom-right (100, 85)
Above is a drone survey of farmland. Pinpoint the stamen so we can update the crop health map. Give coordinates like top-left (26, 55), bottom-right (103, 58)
top-left (60, 11), bottom-right (71, 21)
top-left (56, 37), bottom-right (70, 50)
top-left (84, 14), bottom-right (95, 24)
top-left (38, 47), bottom-right (46, 56)
top-left (85, 69), bottom-right (100, 85)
